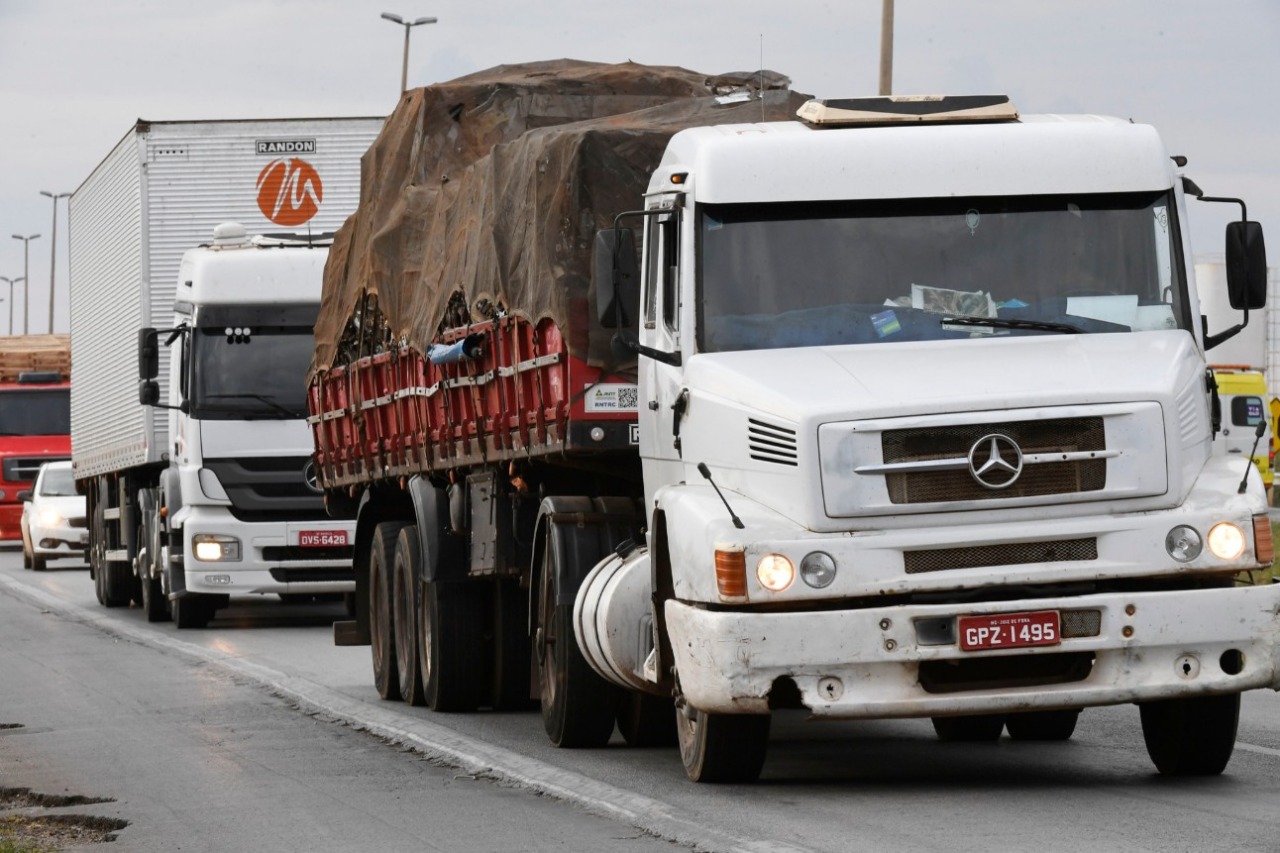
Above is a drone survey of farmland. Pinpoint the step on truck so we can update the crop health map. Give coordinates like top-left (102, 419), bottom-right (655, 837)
top-left (69, 117), bottom-right (382, 627)
top-left (308, 62), bottom-right (1279, 782)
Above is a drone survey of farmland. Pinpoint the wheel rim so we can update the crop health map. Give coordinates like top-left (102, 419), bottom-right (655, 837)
top-left (420, 584), bottom-right (434, 688)
top-left (371, 562), bottom-right (387, 670)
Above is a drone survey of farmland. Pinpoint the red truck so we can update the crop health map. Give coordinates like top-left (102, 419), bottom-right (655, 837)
top-left (0, 335), bottom-right (72, 541)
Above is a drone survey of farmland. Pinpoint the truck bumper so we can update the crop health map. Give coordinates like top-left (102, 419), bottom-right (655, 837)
top-left (665, 584), bottom-right (1280, 717)
top-left (179, 509), bottom-right (355, 596)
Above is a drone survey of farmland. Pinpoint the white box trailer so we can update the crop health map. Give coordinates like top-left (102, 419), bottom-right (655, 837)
top-left (69, 117), bottom-right (383, 479)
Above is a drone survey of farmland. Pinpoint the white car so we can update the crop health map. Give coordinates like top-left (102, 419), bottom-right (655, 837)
top-left (20, 461), bottom-right (87, 571)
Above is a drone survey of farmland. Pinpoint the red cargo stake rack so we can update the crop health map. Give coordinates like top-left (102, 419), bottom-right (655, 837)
top-left (307, 315), bottom-right (636, 490)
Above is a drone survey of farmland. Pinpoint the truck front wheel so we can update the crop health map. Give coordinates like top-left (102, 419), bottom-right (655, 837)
top-left (172, 594), bottom-right (214, 630)
top-left (1140, 693), bottom-right (1240, 775)
top-left (369, 521), bottom-right (406, 702)
top-left (676, 703), bottom-right (770, 783)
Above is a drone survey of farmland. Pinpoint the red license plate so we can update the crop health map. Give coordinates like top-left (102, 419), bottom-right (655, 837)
top-left (299, 530), bottom-right (349, 548)
top-left (958, 610), bottom-right (1060, 651)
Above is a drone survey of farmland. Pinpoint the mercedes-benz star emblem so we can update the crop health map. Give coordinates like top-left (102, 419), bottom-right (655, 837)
top-left (302, 459), bottom-right (322, 494)
top-left (967, 433), bottom-right (1023, 490)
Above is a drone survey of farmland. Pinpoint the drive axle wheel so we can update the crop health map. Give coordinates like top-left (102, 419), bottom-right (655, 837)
top-left (675, 700), bottom-right (770, 784)
top-left (369, 520), bottom-right (406, 702)
top-left (1140, 693), bottom-right (1240, 775)
top-left (392, 525), bottom-right (425, 707)
top-left (137, 528), bottom-right (170, 623)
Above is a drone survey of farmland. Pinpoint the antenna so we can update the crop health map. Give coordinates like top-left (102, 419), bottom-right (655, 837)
top-left (1238, 419), bottom-right (1267, 494)
top-left (759, 34), bottom-right (765, 122)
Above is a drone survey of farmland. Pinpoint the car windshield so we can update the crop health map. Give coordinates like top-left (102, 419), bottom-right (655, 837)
top-left (697, 191), bottom-right (1186, 353)
top-left (38, 466), bottom-right (76, 496)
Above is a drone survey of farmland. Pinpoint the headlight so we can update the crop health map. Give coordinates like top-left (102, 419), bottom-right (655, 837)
top-left (192, 534), bottom-right (241, 562)
top-left (37, 509), bottom-right (64, 527)
top-left (1165, 525), bottom-right (1203, 562)
top-left (800, 551), bottom-right (837, 588)
top-left (1207, 522), bottom-right (1245, 561)
top-left (756, 553), bottom-right (794, 592)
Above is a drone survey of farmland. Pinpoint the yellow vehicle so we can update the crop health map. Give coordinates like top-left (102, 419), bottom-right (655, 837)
top-left (1212, 367), bottom-right (1273, 497)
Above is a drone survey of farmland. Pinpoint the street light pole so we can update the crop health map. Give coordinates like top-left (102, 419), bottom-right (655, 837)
top-left (40, 191), bottom-right (71, 334)
top-left (0, 277), bottom-right (21, 336)
top-left (11, 234), bottom-right (39, 335)
top-left (380, 12), bottom-right (437, 94)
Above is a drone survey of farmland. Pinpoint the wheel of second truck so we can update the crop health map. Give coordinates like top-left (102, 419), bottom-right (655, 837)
top-left (676, 703), bottom-right (770, 784)
top-left (369, 520), bottom-right (406, 702)
top-left (94, 501), bottom-right (131, 608)
top-left (418, 576), bottom-right (484, 712)
top-left (1005, 708), bottom-right (1080, 741)
top-left (536, 540), bottom-right (620, 747)
top-left (392, 525), bottom-right (425, 707)
top-left (931, 714), bottom-right (1007, 742)
top-left (1140, 693), bottom-right (1240, 776)
top-left (137, 526), bottom-right (170, 623)
top-left (617, 691), bottom-right (678, 747)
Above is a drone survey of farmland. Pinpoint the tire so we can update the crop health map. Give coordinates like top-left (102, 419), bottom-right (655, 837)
top-left (21, 534), bottom-right (32, 570)
top-left (931, 714), bottom-right (1006, 742)
top-left (617, 691), bottom-right (677, 747)
top-left (94, 502), bottom-right (131, 608)
top-left (369, 521), bottom-right (406, 702)
top-left (537, 541), bottom-right (619, 747)
top-left (393, 526), bottom-right (425, 707)
top-left (490, 578), bottom-right (534, 711)
top-left (676, 703), bottom-right (770, 783)
top-left (1140, 693), bottom-right (1240, 776)
top-left (419, 576), bottom-right (484, 712)
top-left (1005, 709), bottom-right (1080, 741)
top-left (172, 595), bottom-right (213, 630)
top-left (31, 553), bottom-right (47, 572)
top-left (138, 526), bottom-right (170, 623)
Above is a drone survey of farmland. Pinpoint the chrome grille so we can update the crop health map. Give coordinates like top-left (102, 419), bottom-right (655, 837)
top-left (882, 417), bottom-right (1105, 503)
top-left (904, 538), bottom-right (1097, 573)
top-left (748, 418), bottom-right (798, 467)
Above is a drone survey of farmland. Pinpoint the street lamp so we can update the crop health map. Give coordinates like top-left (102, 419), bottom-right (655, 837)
top-left (381, 12), bottom-right (437, 95)
top-left (0, 277), bottom-right (24, 336)
top-left (11, 234), bottom-right (39, 335)
top-left (40, 191), bottom-right (71, 334)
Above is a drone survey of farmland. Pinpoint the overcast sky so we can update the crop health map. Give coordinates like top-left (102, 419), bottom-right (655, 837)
top-left (2, 0), bottom-right (1277, 334)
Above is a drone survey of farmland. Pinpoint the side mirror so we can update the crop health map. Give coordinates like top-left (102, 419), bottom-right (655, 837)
top-left (139, 379), bottom-right (160, 406)
top-left (593, 228), bottom-right (638, 328)
top-left (1226, 221), bottom-right (1267, 310)
top-left (139, 328), bottom-right (159, 380)
top-left (17, 490), bottom-right (31, 502)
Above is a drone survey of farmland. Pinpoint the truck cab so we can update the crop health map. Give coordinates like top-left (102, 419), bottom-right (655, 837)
top-left (0, 370), bottom-right (70, 540)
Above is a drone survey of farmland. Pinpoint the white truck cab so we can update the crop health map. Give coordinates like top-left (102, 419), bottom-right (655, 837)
top-left (139, 224), bottom-right (355, 627)
top-left (580, 95), bottom-right (1277, 782)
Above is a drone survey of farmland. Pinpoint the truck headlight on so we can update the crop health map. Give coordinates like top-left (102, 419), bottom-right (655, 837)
top-left (800, 551), bottom-right (837, 588)
top-left (1165, 525), bottom-right (1203, 562)
top-left (192, 533), bottom-right (241, 562)
top-left (756, 553), bottom-right (794, 592)
top-left (1207, 522), bottom-right (1245, 560)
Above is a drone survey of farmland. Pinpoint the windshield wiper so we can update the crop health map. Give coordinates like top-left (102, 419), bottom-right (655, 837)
top-left (203, 393), bottom-right (306, 418)
top-left (940, 316), bottom-right (1084, 335)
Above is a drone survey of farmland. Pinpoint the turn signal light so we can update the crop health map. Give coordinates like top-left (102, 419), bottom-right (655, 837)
top-left (1254, 514), bottom-right (1274, 566)
top-left (715, 547), bottom-right (747, 598)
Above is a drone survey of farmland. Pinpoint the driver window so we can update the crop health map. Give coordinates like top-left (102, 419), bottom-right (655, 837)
top-left (643, 209), bottom-right (680, 333)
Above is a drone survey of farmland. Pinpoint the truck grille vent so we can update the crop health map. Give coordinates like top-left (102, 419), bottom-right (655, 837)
top-left (748, 419), bottom-right (798, 466)
top-left (904, 538), bottom-right (1097, 573)
top-left (882, 417), bottom-right (1105, 503)
top-left (2, 456), bottom-right (70, 483)
top-left (203, 456), bottom-right (324, 521)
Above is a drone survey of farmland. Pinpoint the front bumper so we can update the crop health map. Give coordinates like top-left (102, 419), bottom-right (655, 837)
top-left (179, 508), bottom-right (354, 596)
top-left (30, 522), bottom-right (88, 557)
top-left (665, 584), bottom-right (1280, 717)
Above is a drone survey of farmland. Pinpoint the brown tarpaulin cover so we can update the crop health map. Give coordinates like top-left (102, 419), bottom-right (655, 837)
top-left (309, 59), bottom-right (809, 382)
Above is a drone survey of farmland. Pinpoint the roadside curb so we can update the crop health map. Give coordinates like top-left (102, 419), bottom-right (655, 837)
top-left (0, 574), bottom-right (815, 853)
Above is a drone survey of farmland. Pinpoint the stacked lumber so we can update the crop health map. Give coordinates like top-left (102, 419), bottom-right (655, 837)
top-left (0, 334), bottom-right (71, 382)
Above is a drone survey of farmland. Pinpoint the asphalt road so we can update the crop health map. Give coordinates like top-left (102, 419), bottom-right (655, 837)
top-left (4, 547), bottom-right (1280, 852)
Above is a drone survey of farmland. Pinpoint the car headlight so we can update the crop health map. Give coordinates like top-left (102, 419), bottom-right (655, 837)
top-left (192, 534), bottom-right (241, 562)
top-left (37, 509), bottom-right (65, 528)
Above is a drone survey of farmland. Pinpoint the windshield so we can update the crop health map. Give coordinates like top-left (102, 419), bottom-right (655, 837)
top-left (698, 192), bottom-right (1186, 353)
top-left (189, 322), bottom-right (316, 420)
top-left (38, 466), bottom-right (76, 496)
top-left (0, 388), bottom-right (70, 436)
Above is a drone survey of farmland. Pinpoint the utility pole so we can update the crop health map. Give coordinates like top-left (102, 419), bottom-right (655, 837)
top-left (40, 191), bottom-right (71, 334)
top-left (11, 234), bottom-right (39, 335)
top-left (879, 0), bottom-right (895, 96)
top-left (381, 12), bottom-right (437, 95)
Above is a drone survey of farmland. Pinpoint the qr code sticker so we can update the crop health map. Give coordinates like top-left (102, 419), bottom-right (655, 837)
top-left (585, 383), bottom-right (640, 412)
top-left (617, 386), bottom-right (639, 409)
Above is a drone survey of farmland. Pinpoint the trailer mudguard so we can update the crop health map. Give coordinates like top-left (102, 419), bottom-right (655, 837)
top-left (407, 475), bottom-right (467, 583)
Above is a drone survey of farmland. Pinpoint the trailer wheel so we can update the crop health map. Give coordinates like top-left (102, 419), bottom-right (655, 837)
top-left (537, 534), bottom-right (619, 747)
top-left (369, 521), bottom-right (406, 702)
top-left (931, 714), bottom-right (1006, 742)
top-left (1140, 693), bottom-right (1240, 775)
top-left (392, 525), bottom-right (425, 706)
top-left (490, 578), bottom-right (535, 711)
top-left (1005, 709), bottom-right (1080, 741)
top-left (675, 702), bottom-right (770, 783)
top-left (617, 691), bottom-right (677, 747)
top-left (418, 576), bottom-right (484, 712)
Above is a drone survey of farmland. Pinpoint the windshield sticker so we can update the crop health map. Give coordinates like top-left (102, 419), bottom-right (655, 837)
top-left (871, 309), bottom-right (902, 338)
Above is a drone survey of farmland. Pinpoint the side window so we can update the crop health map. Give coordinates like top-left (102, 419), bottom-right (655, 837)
top-left (1231, 395), bottom-right (1264, 427)
top-left (642, 205), bottom-right (681, 333)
